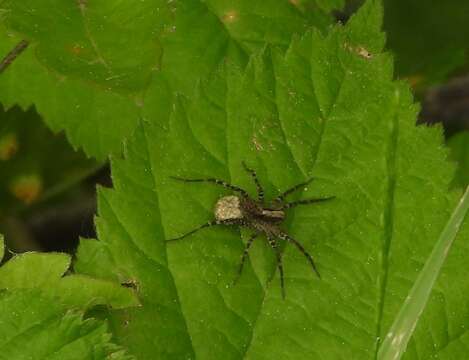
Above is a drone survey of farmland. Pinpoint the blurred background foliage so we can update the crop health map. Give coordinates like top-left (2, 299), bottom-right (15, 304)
top-left (0, 0), bottom-right (467, 256)
top-left (0, 105), bottom-right (102, 254)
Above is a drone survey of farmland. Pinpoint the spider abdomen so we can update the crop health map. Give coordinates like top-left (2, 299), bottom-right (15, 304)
top-left (214, 195), bottom-right (243, 221)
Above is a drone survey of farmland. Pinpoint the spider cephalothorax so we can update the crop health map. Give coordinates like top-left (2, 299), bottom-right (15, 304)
top-left (167, 162), bottom-right (335, 298)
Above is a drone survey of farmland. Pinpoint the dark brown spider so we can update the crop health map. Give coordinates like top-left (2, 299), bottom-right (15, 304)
top-left (167, 162), bottom-right (335, 298)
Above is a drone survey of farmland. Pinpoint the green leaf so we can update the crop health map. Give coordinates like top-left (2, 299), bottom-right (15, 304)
top-left (74, 0), bottom-right (469, 358)
top-left (1, 0), bottom-right (169, 92)
top-left (0, 27), bottom-right (140, 159)
top-left (383, 0), bottom-right (469, 84)
top-left (161, 0), bottom-right (336, 95)
top-left (0, 0), bottom-right (338, 159)
top-left (0, 233), bottom-right (138, 358)
top-left (448, 131), bottom-right (469, 188)
top-left (0, 250), bottom-right (139, 309)
top-left (0, 289), bottom-right (134, 360)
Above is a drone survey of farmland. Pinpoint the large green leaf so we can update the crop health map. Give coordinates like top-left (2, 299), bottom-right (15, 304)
top-left (73, 1), bottom-right (469, 358)
top-left (0, 0), bottom-right (339, 159)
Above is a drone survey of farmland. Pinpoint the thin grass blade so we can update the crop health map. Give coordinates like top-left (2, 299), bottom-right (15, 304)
top-left (378, 185), bottom-right (469, 360)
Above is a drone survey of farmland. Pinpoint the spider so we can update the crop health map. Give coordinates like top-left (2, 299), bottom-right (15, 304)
top-left (167, 162), bottom-right (335, 298)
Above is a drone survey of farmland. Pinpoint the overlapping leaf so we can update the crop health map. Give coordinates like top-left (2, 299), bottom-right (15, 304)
top-left (72, 0), bottom-right (469, 358)
top-left (0, 0), bottom-right (339, 159)
top-left (0, 289), bottom-right (135, 360)
top-left (0, 236), bottom-right (137, 359)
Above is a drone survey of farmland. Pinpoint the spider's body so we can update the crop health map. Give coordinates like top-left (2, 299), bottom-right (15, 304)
top-left (215, 195), bottom-right (285, 224)
top-left (168, 163), bottom-right (335, 298)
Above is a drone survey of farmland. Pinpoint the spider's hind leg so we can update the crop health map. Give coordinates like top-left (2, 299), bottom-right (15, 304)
top-left (268, 235), bottom-right (286, 299)
top-left (233, 232), bottom-right (258, 284)
top-left (278, 231), bottom-right (320, 278)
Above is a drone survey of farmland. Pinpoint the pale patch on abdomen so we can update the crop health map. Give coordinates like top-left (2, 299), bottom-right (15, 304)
top-left (215, 195), bottom-right (243, 221)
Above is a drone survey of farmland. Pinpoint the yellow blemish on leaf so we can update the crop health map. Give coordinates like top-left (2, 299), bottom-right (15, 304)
top-left (251, 134), bottom-right (264, 151)
top-left (0, 133), bottom-right (18, 160)
top-left (10, 175), bottom-right (43, 204)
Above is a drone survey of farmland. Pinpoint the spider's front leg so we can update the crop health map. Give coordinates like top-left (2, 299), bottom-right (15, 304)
top-left (274, 177), bottom-right (335, 209)
top-left (170, 176), bottom-right (248, 197)
top-left (275, 177), bottom-right (315, 203)
top-left (283, 196), bottom-right (335, 209)
top-left (242, 161), bottom-right (264, 202)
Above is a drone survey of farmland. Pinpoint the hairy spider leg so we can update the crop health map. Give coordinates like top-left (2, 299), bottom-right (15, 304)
top-left (166, 219), bottom-right (243, 242)
top-left (278, 232), bottom-right (320, 278)
top-left (283, 196), bottom-right (336, 209)
top-left (233, 232), bottom-right (259, 284)
top-left (268, 235), bottom-right (286, 299)
top-left (242, 161), bottom-right (264, 202)
top-left (275, 177), bottom-right (314, 202)
top-left (166, 220), bottom-right (219, 241)
top-left (170, 176), bottom-right (248, 197)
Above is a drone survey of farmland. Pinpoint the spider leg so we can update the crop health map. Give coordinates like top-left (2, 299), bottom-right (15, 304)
top-left (233, 232), bottom-right (259, 284)
top-left (166, 219), bottom-right (220, 241)
top-left (278, 232), bottom-right (320, 278)
top-left (166, 219), bottom-right (243, 242)
top-left (283, 196), bottom-right (335, 209)
top-left (268, 235), bottom-right (286, 299)
top-left (242, 161), bottom-right (264, 202)
top-left (275, 177), bottom-right (314, 202)
top-left (170, 176), bottom-right (248, 197)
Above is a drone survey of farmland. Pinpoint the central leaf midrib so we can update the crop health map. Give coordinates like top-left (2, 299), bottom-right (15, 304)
top-left (374, 88), bottom-right (400, 358)
top-left (240, 42), bottom-right (343, 359)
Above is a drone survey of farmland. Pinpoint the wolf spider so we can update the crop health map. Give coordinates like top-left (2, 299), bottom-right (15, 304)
top-left (167, 162), bottom-right (335, 298)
